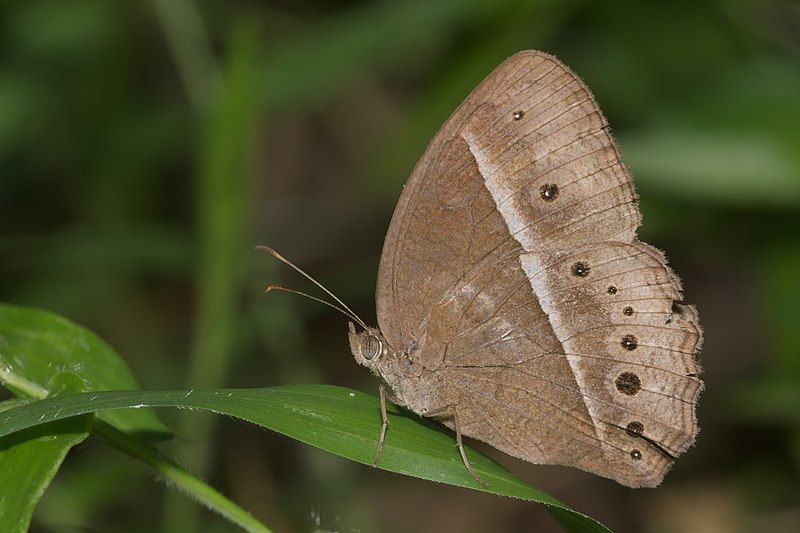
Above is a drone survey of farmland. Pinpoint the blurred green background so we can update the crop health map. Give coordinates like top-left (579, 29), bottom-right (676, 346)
top-left (1, 0), bottom-right (799, 531)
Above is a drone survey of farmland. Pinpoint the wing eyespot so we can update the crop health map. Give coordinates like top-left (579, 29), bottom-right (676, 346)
top-left (539, 183), bottom-right (559, 201)
top-left (571, 261), bottom-right (590, 277)
top-left (615, 372), bottom-right (641, 395)
top-left (625, 421), bottom-right (644, 437)
top-left (621, 334), bottom-right (638, 350)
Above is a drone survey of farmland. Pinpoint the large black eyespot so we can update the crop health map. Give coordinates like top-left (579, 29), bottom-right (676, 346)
top-left (362, 335), bottom-right (382, 360)
top-left (615, 372), bottom-right (641, 395)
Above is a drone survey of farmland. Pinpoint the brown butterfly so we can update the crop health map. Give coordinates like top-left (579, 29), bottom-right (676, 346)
top-left (261, 50), bottom-right (703, 488)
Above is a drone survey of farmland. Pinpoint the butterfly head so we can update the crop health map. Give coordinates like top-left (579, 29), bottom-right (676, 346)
top-left (348, 322), bottom-right (389, 371)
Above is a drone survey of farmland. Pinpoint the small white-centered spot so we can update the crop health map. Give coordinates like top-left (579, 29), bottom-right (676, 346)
top-left (348, 392), bottom-right (355, 397)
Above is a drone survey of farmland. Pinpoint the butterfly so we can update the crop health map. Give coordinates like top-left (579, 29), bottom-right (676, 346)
top-left (262, 50), bottom-right (703, 488)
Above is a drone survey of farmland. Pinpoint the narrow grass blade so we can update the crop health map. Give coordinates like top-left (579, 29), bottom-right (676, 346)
top-left (0, 386), bottom-right (610, 532)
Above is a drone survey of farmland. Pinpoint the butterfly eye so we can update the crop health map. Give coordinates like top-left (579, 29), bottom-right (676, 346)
top-left (362, 335), bottom-right (382, 360)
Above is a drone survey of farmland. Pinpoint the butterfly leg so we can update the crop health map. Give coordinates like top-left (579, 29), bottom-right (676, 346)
top-left (372, 383), bottom-right (389, 467)
top-left (453, 410), bottom-right (488, 488)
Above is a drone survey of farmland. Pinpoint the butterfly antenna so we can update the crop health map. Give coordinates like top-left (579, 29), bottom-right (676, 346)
top-left (256, 245), bottom-right (369, 330)
top-left (265, 285), bottom-right (365, 326)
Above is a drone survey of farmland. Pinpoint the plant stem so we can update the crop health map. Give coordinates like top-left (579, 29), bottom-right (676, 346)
top-left (162, 18), bottom-right (261, 532)
top-left (95, 421), bottom-right (271, 533)
top-left (0, 366), bottom-right (48, 399)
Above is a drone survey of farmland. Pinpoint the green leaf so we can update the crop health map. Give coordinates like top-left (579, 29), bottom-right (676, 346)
top-left (0, 373), bottom-right (91, 532)
top-left (0, 385), bottom-right (609, 533)
top-left (0, 308), bottom-right (272, 532)
top-left (0, 304), bottom-right (169, 439)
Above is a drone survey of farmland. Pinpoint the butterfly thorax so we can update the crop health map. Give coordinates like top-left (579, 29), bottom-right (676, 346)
top-left (347, 322), bottom-right (442, 415)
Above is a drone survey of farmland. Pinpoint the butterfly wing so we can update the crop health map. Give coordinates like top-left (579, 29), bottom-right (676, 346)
top-left (376, 51), bottom-right (702, 487)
